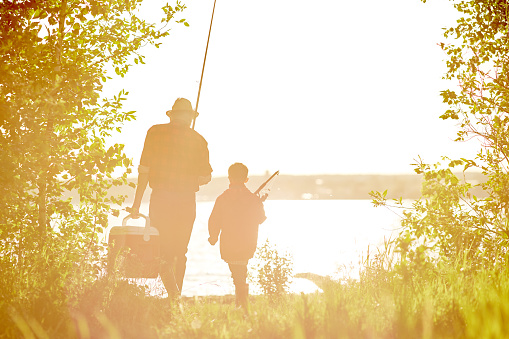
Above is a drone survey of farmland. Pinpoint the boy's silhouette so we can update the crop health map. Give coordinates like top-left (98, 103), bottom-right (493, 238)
top-left (208, 163), bottom-right (266, 308)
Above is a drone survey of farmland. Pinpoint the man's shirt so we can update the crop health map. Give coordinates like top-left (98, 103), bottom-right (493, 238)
top-left (140, 122), bottom-right (212, 192)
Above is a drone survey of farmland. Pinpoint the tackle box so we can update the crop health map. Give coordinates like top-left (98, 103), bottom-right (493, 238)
top-left (108, 213), bottom-right (160, 278)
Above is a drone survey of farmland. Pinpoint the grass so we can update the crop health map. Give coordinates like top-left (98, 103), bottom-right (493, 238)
top-left (5, 252), bottom-right (509, 338)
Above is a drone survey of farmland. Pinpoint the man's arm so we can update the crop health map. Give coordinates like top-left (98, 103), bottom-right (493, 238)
top-left (198, 174), bottom-right (212, 186)
top-left (196, 135), bottom-right (212, 186)
top-left (127, 165), bottom-right (149, 217)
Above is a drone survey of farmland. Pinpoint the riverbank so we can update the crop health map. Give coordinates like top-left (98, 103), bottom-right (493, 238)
top-left (6, 259), bottom-right (509, 338)
top-left (63, 262), bottom-right (509, 339)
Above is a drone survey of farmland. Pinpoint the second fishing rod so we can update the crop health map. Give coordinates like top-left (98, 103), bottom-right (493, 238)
top-left (192, 0), bottom-right (217, 130)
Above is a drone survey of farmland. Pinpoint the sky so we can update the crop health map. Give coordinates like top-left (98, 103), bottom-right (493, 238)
top-left (105, 0), bottom-right (479, 177)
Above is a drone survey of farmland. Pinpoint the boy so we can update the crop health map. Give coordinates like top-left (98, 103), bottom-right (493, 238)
top-left (208, 163), bottom-right (267, 308)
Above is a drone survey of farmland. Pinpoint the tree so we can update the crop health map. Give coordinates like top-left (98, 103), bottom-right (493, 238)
top-left (0, 0), bottom-right (187, 335)
top-left (372, 0), bottom-right (509, 271)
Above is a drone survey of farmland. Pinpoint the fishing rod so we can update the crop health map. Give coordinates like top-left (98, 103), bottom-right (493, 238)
top-left (193, 0), bottom-right (217, 130)
top-left (255, 170), bottom-right (279, 201)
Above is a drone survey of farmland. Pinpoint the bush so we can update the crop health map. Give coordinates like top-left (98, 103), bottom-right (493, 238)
top-left (251, 239), bottom-right (294, 296)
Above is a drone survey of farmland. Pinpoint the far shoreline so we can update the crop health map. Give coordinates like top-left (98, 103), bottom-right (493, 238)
top-left (108, 172), bottom-right (486, 202)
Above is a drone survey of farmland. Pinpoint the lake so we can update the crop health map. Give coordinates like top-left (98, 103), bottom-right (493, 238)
top-left (106, 200), bottom-right (402, 297)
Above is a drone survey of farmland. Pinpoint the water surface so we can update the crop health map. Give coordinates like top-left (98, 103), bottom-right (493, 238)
top-left (107, 200), bottom-right (401, 296)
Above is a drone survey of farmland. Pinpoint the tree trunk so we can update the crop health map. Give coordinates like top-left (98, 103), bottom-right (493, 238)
top-left (37, 1), bottom-right (67, 235)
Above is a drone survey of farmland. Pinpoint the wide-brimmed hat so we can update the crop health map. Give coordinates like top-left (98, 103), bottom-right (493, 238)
top-left (166, 98), bottom-right (199, 118)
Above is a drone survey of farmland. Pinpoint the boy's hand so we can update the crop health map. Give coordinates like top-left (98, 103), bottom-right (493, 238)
top-left (208, 236), bottom-right (218, 246)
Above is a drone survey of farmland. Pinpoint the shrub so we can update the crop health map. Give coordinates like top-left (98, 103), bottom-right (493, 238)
top-left (251, 239), bottom-right (294, 296)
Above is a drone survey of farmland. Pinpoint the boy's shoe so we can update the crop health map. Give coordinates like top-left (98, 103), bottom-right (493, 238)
top-left (235, 283), bottom-right (249, 310)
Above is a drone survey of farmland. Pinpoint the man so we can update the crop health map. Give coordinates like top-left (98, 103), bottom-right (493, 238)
top-left (128, 98), bottom-right (212, 298)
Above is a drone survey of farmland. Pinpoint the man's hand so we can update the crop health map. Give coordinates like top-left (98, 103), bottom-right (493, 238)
top-left (198, 174), bottom-right (212, 186)
top-left (125, 206), bottom-right (141, 218)
top-left (208, 236), bottom-right (218, 246)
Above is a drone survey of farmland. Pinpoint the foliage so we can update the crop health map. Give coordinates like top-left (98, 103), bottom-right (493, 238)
top-left (0, 0), bottom-right (187, 336)
top-left (359, 237), bottom-right (397, 293)
top-left (251, 239), bottom-right (294, 297)
top-left (371, 0), bottom-right (509, 275)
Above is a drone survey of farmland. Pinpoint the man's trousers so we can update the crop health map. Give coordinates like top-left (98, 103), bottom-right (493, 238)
top-left (150, 189), bottom-right (196, 297)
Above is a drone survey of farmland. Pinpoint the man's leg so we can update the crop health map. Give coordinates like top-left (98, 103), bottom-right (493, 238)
top-left (160, 257), bottom-right (179, 298)
top-left (150, 190), bottom-right (196, 298)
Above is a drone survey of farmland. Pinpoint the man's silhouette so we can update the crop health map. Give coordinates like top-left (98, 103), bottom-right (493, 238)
top-left (129, 98), bottom-right (212, 298)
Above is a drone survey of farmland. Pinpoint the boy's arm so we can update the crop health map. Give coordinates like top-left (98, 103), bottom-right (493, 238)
top-left (256, 196), bottom-right (267, 224)
top-left (208, 199), bottom-right (222, 245)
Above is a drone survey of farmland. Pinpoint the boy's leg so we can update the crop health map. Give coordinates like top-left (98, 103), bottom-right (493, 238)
top-left (228, 263), bottom-right (249, 308)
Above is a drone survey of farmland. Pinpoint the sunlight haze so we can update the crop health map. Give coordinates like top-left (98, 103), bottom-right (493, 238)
top-left (104, 0), bottom-right (478, 177)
